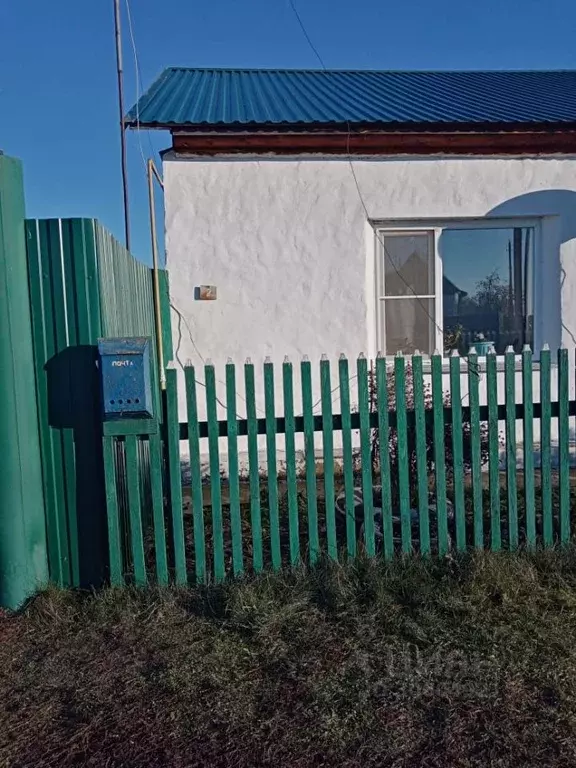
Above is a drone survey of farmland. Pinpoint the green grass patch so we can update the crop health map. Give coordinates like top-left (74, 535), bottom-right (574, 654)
top-left (3, 549), bottom-right (576, 766)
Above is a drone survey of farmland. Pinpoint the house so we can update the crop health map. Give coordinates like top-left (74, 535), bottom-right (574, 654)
top-left (128, 67), bottom-right (576, 422)
top-left (442, 276), bottom-right (467, 318)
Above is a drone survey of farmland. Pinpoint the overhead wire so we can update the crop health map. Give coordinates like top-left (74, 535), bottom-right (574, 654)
top-left (118, 1), bottom-right (247, 422)
top-left (126, 0), bottom-right (479, 424)
top-left (122, 0), bottom-right (251, 415)
top-left (124, 0), bottom-right (158, 173)
top-left (285, 0), bottom-right (454, 351)
top-left (287, 0), bottom-right (325, 69)
top-left (285, 0), bottom-right (480, 400)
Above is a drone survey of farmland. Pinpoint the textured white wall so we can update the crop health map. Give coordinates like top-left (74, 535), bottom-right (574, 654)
top-left (164, 153), bottom-right (576, 430)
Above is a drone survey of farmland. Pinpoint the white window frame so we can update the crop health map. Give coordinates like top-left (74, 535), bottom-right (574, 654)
top-left (374, 217), bottom-right (541, 358)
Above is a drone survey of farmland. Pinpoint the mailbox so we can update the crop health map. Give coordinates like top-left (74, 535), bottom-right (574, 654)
top-left (98, 337), bottom-right (154, 419)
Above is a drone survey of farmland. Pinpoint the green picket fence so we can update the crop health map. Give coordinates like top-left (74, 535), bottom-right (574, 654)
top-left (102, 347), bottom-right (576, 586)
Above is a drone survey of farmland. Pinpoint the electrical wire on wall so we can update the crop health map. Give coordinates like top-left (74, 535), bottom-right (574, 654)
top-left (122, 0), bottom-right (252, 414)
top-left (285, 0), bottom-right (481, 405)
top-left (170, 300), bottom-right (267, 418)
top-left (145, 164), bottom-right (255, 415)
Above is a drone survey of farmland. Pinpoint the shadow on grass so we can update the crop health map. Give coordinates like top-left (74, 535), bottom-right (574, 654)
top-left (5, 548), bottom-right (576, 766)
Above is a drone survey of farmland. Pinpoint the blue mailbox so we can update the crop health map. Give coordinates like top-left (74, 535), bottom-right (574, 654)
top-left (98, 337), bottom-right (154, 419)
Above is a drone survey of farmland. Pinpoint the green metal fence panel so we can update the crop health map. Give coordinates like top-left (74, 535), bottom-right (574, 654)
top-left (96, 228), bottom-right (166, 583)
top-left (375, 355), bottom-right (393, 559)
top-left (412, 354), bottom-right (430, 555)
top-left (522, 347), bottom-right (536, 547)
top-left (29, 221), bottom-right (70, 587)
top-left (449, 352), bottom-right (466, 552)
top-left (339, 355), bottom-right (356, 558)
top-left (205, 363), bottom-right (225, 582)
top-left (166, 367), bottom-right (186, 584)
top-left (283, 359), bottom-right (300, 565)
top-left (185, 365), bottom-right (206, 584)
top-left (357, 355), bottom-right (375, 555)
top-left (159, 269), bottom-right (174, 364)
top-left (96, 224), bottom-right (163, 419)
top-left (486, 351), bottom-right (501, 551)
top-left (505, 349), bottom-right (518, 549)
top-left (53, 222), bottom-right (80, 587)
top-left (540, 346), bottom-right (553, 546)
top-left (225, 361), bottom-right (244, 576)
top-left (71, 222), bottom-right (112, 586)
top-left (26, 221), bottom-right (66, 586)
top-left (320, 357), bottom-right (337, 560)
top-left (25, 216), bottom-right (166, 591)
top-left (302, 358), bottom-right (319, 564)
top-left (26, 219), bottom-right (106, 588)
top-left (245, 361), bottom-right (263, 572)
top-left (394, 355), bottom-right (411, 553)
top-left (558, 347), bottom-right (570, 544)
top-left (468, 351), bottom-right (483, 549)
top-left (0, 156), bottom-right (48, 610)
top-left (264, 359), bottom-right (281, 569)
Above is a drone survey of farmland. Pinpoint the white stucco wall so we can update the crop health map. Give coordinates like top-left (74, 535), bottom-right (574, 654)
top-left (164, 153), bottom-right (576, 436)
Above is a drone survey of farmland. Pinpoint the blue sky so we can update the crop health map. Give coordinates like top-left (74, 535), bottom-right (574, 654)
top-left (2, 0), bottom-right (575, 264)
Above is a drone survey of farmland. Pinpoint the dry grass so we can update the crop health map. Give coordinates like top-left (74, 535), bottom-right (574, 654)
top-left (3, 549), bottom-right (576, 766)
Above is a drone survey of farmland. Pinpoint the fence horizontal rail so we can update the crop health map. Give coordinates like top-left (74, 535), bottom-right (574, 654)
top-left (172, 400), bottom-right (576, 441)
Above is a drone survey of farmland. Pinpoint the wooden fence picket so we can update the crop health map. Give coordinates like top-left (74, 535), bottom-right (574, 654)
top-left (558, 347), bottom-right (570, 544)
top-left (540, 346), bottom-right (553, 546)
top-left (244, 360), bottom-right (263, 572)
top-left (205, 363), bottom-right (225, 582)
top-left (412, 353), bottom-right (430, 555)
top-left (357, 355), bottom-right (375, 556)
top-left (302, 358), bottom-right (319, 565)
top-left (339, 355), bottom-right (356, 558)
top-left (283, 358), bottom-right (300, 565)
top-left (225, 361), bottom-right (243, 576)
top-left (449, 352), bottom-right (466, 551)
top-left (505, 349), bottom-right (518, 550)
top-left (468, 350), bottom-right (483, 549)
top-left (320, 357), bottom-right (337, 560)
top-left (185, 364), bottom-right (206, 583)
top-left (166, 366), bottom-right (186, 584)
top-left (522, 347), bottom-right (536, 548)
top-left (264, 359), bottom-right (281, 570)
top-left (394, 354), bottom-right (411, 554)
top-left (375, 354), bottom-right (394, 558)
top-left (486, 351), bottom-right (501, 551)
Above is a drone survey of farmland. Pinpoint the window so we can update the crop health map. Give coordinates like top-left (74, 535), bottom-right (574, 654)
top-left (377, 231), bottom-right (437, 355)
top-left (375, 222), bottom-right (535, 356)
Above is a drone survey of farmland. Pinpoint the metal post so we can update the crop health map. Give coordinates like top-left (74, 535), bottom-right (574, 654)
top-left (147, 159), bottom-right (166, 389)
top-left (114, 0), bottom-right (131, 251)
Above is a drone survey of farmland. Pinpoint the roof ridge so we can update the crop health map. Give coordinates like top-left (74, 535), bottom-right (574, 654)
top-left (163, 66), bottom-right (576, 75)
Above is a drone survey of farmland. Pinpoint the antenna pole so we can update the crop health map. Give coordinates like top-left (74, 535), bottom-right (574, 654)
top-left (114, 0), bottom-right (131, 251)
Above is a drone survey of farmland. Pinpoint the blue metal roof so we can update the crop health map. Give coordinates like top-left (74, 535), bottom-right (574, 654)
top-left (126, 68), bottom-right (576, 129)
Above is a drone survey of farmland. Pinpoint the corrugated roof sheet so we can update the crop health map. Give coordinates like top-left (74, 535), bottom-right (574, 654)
top-left (126, 68), bottom-right (576, 129)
